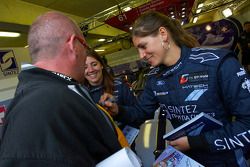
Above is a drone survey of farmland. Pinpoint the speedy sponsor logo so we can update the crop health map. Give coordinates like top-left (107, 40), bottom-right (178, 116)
top-left (189, 52), bottom-right (219, 63)
top-left (0, 50), bottom-right (18, 76)
top-left (179, 71), bottom-right (208, 84)
top-left (0, 105), bottom-right (6, 125)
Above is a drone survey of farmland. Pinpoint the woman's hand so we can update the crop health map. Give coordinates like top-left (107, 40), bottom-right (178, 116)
top-left (99, 93), bottom-right (119, 116)
top-left (167, 136), bottom-right (190, 151)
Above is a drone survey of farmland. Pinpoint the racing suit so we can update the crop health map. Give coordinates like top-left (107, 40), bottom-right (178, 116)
top-left (0, 66), bottom-right (121, 167)
top-left (117, 46), bottom-right (250, 166)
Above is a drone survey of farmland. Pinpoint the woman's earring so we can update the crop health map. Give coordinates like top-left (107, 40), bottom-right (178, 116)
top-left (161, 40), bottom-right (170, 50)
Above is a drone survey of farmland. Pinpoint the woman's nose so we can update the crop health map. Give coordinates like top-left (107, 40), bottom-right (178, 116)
top-left (85, 65), bottom-right (94, 73)
top-left (139, 50), bottom-right (146, 59)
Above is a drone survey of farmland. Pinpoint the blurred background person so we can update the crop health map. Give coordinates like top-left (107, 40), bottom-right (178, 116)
top-left (238, 21), bottom-right (250, 73)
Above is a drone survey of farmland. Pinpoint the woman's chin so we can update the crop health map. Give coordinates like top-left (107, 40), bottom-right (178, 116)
top-left (150, 61), bottom-right (160, 67)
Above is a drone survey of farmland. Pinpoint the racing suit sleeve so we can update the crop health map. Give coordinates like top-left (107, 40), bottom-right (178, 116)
top-left (119, 81), bottom-right (136, 106)
top-left (188, 53), bottom-right (250, 152)
top-left (115, 77), bottom-right (160, 127)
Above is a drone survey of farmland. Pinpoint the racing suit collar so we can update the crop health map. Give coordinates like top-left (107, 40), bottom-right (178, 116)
top-left (159, 45), bottom-right (191, 77)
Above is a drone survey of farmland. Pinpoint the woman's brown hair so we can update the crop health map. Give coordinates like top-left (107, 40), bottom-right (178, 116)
top-left (131, 11), bottom-right (199, 48)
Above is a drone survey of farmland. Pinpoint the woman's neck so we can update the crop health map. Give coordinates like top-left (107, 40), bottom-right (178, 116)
top-left (163, 43), bottom-right (181, 67)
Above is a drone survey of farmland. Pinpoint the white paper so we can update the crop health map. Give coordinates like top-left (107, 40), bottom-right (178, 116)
top-left (96, 147), bottom-right (142, 167)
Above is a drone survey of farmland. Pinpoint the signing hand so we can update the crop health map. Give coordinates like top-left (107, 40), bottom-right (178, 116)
top-left (167, 136), bottom-right (190, 151)
top-left (99, 92), bottom-right (119, 116)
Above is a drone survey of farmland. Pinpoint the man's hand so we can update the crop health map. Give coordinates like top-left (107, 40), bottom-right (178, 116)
top-left (167, 136), bottom-right (190, 151)
top-left (99, 93), bottom-right (119, 116)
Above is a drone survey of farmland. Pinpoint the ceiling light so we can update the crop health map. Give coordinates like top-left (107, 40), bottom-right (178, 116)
top-left (123, 7), bottom-right (131, 12)
top-left (181, 7), bottom-right (186, 11)
top-left (98, 38), bottom-right (106, 42)
top-left (196, 9), bottom-right (201, 14)
top-left (0, 31), bottom-right (20, 37)
top-left (197, 3), bottom-right (204, 8)
top-left (95, 49), bottom-right (105, 52)
top-left (205, 25), bottom-right (212, 31)
top-left (193, 17), bottom-right (198, 23)
top-left (222, 8), bottom-right (232, 17)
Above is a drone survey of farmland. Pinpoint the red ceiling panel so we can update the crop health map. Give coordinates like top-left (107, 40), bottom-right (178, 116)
top-left (105, 0), bottom-right (195, 32)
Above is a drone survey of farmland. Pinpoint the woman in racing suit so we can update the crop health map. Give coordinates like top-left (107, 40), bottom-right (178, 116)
top-left (101, 11), bottom-right (250, 166)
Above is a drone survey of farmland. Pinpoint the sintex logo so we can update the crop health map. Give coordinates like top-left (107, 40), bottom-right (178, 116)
top-left (0, 50), bottom-right (19, 76)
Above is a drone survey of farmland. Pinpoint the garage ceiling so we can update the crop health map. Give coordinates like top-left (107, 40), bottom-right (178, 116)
top-left (0, 0), bottom-right (249, 55)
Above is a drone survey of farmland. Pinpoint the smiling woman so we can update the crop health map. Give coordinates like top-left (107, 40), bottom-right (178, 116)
top-left (84, 54), bottom-right (104, 86)
top-left (83, 49), bottom-right (136, 108)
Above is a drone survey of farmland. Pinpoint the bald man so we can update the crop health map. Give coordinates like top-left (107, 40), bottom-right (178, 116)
top-left (0, 12), bottom-right (121, 167)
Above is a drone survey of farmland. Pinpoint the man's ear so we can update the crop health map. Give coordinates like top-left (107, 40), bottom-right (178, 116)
top-left (67, 34), bottom-right (75, 52)
top-left (65, 34), bottom-right (78, 63)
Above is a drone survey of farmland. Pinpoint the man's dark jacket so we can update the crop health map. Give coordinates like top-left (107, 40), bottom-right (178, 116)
top-left (0, 67), bottom-right (121, 167)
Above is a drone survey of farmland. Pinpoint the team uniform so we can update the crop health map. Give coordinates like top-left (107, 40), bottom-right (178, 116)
top-left (117, 46), bottom-right (250, 166)
top-left (0, 66), bottom-right (121, 167)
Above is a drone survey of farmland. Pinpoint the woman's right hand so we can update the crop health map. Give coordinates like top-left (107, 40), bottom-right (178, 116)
top-left (99, 93), bottom-right (119, 116)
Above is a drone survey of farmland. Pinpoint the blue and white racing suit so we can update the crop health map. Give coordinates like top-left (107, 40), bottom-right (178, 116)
top-left (117, 46), bottom-right (250, 166)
